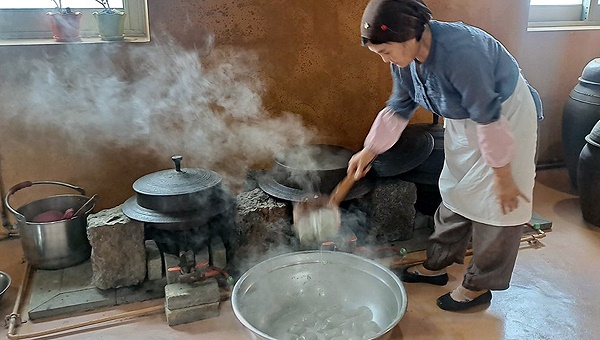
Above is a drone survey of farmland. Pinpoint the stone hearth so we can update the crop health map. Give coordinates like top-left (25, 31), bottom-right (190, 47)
top-left (21, 171), bottom-right (552, 324)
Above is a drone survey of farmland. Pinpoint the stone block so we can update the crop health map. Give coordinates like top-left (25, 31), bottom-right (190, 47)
top-left (87, 205), bottom-right (146, 290)
top-left (210, 237), bottom-right (227, 268)
top-left (233, 188), bottom-right (294, 268)
top-left (195, 247), bottom-right (210, 265)
top-left (164, 253), bottom-right (180, 285)
top-left (164, 278), bottom-right (220, 310)
top-left (365, 178), bottom-right (417, 242)
top-left (145, 240), bottom-right (163, 281)
top-left (165, 301), bottom-right (220, 326)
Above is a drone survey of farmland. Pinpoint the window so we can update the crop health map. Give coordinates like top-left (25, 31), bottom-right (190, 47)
top-left (0, 0), bottom-right (149, 42)
top-left (529, 0), bottom-right (600, 29)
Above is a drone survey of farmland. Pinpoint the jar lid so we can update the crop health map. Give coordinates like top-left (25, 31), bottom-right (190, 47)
top-left (585, 120), bottom-right (600, 148)
top-left (132, 156), bottom-right (222, 196)
top-left (580, 58), bottom-right (600, 86)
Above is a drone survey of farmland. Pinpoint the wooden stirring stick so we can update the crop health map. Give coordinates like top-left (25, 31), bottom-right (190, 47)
top-left (329, 154), bottom-right (375, 207)
top-left (329, 174), bottom-right (357, 207)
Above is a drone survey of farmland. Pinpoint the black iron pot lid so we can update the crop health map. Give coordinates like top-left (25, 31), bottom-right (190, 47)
top-left (132, 156), bottom-right (222, 197)
top-left (399, 169), bottom-right (441, 185)
top-left (371, 125), bottom-right (435, 177)
top-left (122, 194), bottom-right (233, 225)
top-left (258, 172), bottom-right (374, 202)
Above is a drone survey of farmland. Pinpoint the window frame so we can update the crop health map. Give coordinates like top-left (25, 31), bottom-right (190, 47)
top-left (0, 0), bottom-right (149, 41)
top-left (528, 0), bottom-right (600, 29)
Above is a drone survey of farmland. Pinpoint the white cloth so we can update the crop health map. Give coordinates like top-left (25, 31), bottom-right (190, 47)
top-left (439, 75), bottom-right (538, 226)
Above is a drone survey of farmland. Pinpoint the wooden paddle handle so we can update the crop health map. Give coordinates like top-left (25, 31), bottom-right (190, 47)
top-left (329, 175), bottom-right (357, 206)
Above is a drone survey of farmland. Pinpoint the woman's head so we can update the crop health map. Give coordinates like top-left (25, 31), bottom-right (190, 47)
top-left (360, 0), bottom-right (432, 46)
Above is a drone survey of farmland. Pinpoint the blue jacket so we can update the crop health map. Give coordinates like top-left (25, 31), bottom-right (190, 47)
top-left (387, 20), bottom-right (543, 123)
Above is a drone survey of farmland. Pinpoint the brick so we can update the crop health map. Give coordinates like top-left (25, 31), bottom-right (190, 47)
top-left (165, 279), bottom-right (220, 310)
top-left (145, 240), bottom-right (163, 281)
top-left (165, 301), bottom-right (220, 326)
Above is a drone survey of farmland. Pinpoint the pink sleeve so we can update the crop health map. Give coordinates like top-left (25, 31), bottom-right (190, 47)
top-left (476, 116), bottom-right (516, 168)
top-left (364, 107), bottom-right (410, 154)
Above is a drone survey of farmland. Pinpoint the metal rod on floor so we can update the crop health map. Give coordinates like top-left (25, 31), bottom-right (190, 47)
top-left (390, 228), bottom-right (547, 269)
top-left (6, 264), bottom-right (31, 338)
top-left (0, 156), bottom-right (14, 233)
top-left (6, 264), bottom-right (164, 340)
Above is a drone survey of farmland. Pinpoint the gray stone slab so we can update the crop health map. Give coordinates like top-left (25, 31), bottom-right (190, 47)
top-left (116, 277), bottom-right (166, 305)
top-left (27, 268), bottom-right (64, 312)
top-left (29, 286), bottom-right (115, 320)
top-left (60, 261), bottom-right (94, 292)
top-left (26, 259), bottom-right (166, 321)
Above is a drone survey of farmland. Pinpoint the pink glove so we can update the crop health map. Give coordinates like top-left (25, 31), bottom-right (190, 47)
top-left (477, 116), bottom-right (516, 168)
top-left (364, 107), bottom-right (409, 154)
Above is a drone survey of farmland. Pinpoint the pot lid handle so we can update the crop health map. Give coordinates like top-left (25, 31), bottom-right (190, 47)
top-left (172, 155), bottom-right (183, 172)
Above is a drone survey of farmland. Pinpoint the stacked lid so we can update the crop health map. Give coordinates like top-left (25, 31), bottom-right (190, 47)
top-left (122, 156), bottom-right (233, 226)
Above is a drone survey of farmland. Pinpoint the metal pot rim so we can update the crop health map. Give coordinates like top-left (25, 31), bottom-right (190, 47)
top-left (231, 250), bottom-right (407, 340)
top-left (122, 195), bottom-right (232, 225)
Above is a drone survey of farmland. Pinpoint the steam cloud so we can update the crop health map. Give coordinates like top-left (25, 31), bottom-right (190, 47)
top-left (0, 35), bottom-right (315, 190)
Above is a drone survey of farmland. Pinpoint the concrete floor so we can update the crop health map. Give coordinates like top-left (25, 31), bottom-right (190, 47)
top-left (1, 168), bottom-right (599, 339)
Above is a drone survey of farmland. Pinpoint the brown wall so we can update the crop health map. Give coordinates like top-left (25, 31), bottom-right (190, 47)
top-left (0, 0), bottom-right (599, 213)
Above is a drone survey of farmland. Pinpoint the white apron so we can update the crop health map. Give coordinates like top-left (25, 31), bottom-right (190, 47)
top-left (439, 75), bottom-right (538, 226)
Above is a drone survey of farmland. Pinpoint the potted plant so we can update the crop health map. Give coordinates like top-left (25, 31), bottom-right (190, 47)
top-left (46, 0), bottom-right (82, 42)
top-left (93, 0), bottom-right (126, 41)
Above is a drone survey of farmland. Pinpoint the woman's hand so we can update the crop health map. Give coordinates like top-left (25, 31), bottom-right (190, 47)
top-left (348, 148), bottom-right (377, 180)
top-left (492, 164), bottom-right (530, 214)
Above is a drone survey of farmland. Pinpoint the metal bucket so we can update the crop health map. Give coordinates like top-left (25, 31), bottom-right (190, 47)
top-left (4, 181), bottom-right (94, 270)
top-left (231, 251), bottom-right (407, 340)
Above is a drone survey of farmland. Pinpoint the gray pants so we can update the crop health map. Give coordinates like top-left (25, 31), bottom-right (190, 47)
top-left (422, 204), bottom-right (523, 291)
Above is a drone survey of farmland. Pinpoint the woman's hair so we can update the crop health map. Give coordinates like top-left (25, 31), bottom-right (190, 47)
top-left (360, 0), bottom-right (432, 45)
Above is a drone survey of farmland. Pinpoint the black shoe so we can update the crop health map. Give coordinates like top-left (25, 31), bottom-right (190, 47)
top-left (437, 290), bottom-right (492, 311)
top-left (400, 267), bottom-right (449, 286)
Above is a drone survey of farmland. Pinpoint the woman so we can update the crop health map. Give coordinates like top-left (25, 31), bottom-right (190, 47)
top-left (348, 0), bottom-right (543, 311)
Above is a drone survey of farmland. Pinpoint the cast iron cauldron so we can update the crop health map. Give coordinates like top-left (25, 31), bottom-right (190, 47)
top-left (122, 155), bottom-right (234, 231)
top-left (272, 144), bottom-right (353, 194)
top-left (232, 251), bottom-right (407, 340)
top-left (132, 155), bottom-right (223, 213)
top-left (258, 144), bottom-right (374, 202)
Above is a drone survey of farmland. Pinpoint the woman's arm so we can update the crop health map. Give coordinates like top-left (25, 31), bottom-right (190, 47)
top-left (349, 107), bottom-right (410, 179)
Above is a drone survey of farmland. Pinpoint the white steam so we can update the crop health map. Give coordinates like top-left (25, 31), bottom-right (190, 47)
top-left (0, 36), bottom-right (315, 189)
